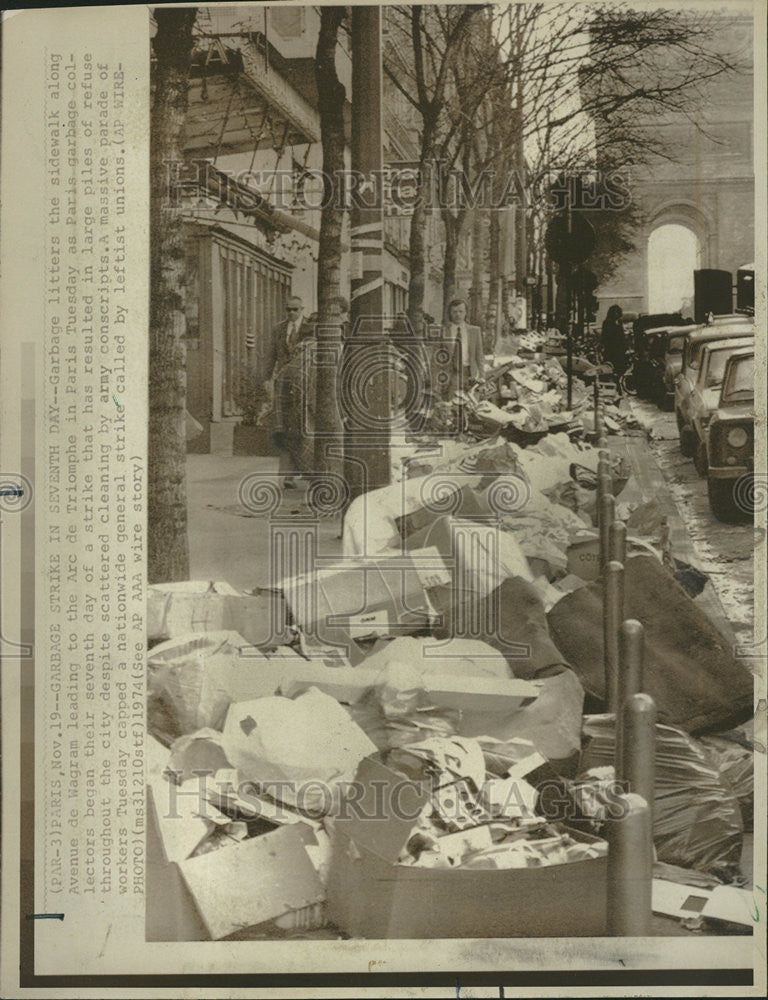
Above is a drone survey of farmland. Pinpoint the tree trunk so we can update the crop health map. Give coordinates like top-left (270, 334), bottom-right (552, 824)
top-left (407, 124), bottom-right (436, 334)
top-left (485, 199), bottom-right (501, 337)
top-left (148, 8), bottom-right (196, 584)
top-left (556, 262), bottom-right (571, 339)
top-left (314, 7), bottom-right (347, 473)
top-left (407, 186), bottom-right (428, 333)
top-left (469, 208), bottom-right (486, 328)
top-left (441, 210), bottom-right (462, 321)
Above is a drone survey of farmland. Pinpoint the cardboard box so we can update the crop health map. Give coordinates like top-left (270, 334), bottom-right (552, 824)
top-left (146, 783), bottom-right (209, 942)
top-left (282, 548), bottom-right (450, 663)
top-left (276, 653), bottom-right (538, 715)
top-left (326, 755), bottom-right (608, 938)
top-left (566, 536), bottom-right (601, 581)
top-left (148, 582), bottom-right (292, 646)
top-left (404, 516), bottom-right (533, 600)
top-left (652, 879), bottom-right (754, 928)
top-left (416, 674), bottom-right (538, 715)
top-left (395, 483), bottom-right (485, 541)
top-left (146, 779), bottom-right (325, 941)
top-left (178, 824), bottom-right (325, 940)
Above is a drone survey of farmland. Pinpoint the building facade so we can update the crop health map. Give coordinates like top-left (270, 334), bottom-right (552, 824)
top-left (594, 15), bottom-right (754, 320)
top-left (169, 5), bottom-right (476, 453)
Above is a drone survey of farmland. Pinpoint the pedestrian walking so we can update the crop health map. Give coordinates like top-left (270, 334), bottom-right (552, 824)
top-left (600, 304), bottom-right (627, 377)
top-left (268, 296), bottom-right (315, 489)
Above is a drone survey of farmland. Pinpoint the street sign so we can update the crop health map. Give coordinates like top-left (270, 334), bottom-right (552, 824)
top-left (545, 212), bottom-right (596, 265)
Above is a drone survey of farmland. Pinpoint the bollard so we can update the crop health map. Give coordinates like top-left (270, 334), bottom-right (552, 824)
top-left (621, 693), bottom-right (657, 826)
top-left (602, 560), bottom-right (624, 712)
top-left (609, 520), bottom-right (627, 565)
top-left (599, 493), bottom-right (615, 569)
top-left (615, 619), bottom-right (644, 778)
top-left (596, 470), bottom-right (611, 544)
top-left (607, 792), bottom-right (653, 936)
top-left (597, 464), bottom-right (611, 496)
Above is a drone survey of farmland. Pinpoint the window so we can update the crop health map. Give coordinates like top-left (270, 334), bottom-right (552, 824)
top-left (270, 7), bottom-right (305, 38)
top-left (218, 240), bottom-right (291, 416)
top-left (722, 355), bottom-right (754, 402)
top-left (387, 281), bottom-right (408, 319)
top-left (704, 348), bottom-right (735, 387)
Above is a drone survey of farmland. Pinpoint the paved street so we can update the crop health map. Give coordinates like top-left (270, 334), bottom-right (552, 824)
top-left (629, 398), bottom-right (755, 650)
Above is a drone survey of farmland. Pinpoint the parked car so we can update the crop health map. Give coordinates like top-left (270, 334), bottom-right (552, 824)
top-left (689, 336), bottom-right (753, 475)
top-left (705, 348), bottom-right (755, 522)
top-left (632, 312), bottom-right (690, 356)
top-left (660, 324), bottom-right (698, 411)
top-left (635, 323), bottom-right (698, 408)
top-left (674, 321), bottom-right (755, 456)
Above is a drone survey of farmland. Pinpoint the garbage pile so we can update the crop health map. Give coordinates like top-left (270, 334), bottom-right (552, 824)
top-left (422, 327), bottom-right (639, 441)
top-left (146, 333), bottom-right (755, 941)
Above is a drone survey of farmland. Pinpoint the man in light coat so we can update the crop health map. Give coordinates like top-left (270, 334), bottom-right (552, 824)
top-left (441, 297), bottom-right (485, 397)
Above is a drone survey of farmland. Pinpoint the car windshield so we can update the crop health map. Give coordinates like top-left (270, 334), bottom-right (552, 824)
top-left (721, 355), bottom-right (754, 403)
top-left (687, 327), bottom-right (754, 370)
top-left (703, 347), bottom-right (739, 387)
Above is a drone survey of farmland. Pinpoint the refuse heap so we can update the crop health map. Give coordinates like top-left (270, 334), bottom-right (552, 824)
top-left (421, 327), bottom-right (639, 442)
top-left (146, 334), bottom-right (755, 941)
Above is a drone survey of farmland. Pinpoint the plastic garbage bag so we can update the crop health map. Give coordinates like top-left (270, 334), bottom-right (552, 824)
top-left (699, 735), bottom-right (754, 828)
top-left (548, 553), bottom-right (753, 734)
top-left (580, 715), bottom-right (744, 878)
top-left (433, 576), bottom-right (570, 681)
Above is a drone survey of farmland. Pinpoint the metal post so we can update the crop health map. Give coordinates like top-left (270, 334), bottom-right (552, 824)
top-left (621, 692), bottom-right (657, 826)
top-left (607, 792), bottom-right (653, 936)
top-left (566, 267), bottom-right (574, 409)
top-left (609, 520), bottom-right (627, 565)
top-left (599, 492), bottom-right (615, 569)
top-left (615, 619), bottom-right (644, 778)
top-left (593, 375), bottom-right (600, 433)
top-left (603, 560), bottom-right (624, 712)
top-left (346, 7), bottom-right (389, 497)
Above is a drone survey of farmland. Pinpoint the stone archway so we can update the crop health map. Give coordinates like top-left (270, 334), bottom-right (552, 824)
top-left (642, 200), bottom-right (715, 314)
top-left (646, 199), bottom-right (715, 269)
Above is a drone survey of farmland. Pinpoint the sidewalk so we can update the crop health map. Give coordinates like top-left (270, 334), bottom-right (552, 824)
top-left (186, 420), bottom-right (743, 648)
top-left (186, 454), bottom-right (343, 592)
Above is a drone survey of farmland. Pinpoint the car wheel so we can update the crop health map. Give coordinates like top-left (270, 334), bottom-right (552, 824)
top-left (693, 438), bottom-right (708, 477)
top-left (679, 424), bottom-right (695, 458)
top-left (708, 477), bottom-right (749, 523)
